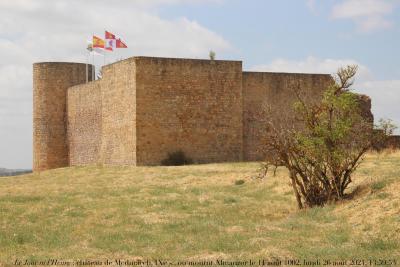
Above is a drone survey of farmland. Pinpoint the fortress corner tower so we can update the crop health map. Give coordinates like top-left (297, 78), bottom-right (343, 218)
top-left (33, 62), bottom-right (93, 171)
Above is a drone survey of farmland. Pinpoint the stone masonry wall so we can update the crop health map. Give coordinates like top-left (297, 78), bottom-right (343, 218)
top-left (34, 57), bottom-right (376, 171)
top-left (135, 57), bottom-right (243, 165)
top-left (99, 58), bottom-right (137, 165)
top-left (33, 62), bottom-right (92, 171)
top-left (67, 80), bottom-right (102, 166)
top-left (242, 72), bottom-right (333, 161)
top-left (386, 135), bottom-right (400, 150)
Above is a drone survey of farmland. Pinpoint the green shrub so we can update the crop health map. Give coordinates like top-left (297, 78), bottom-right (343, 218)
top-left (234, 179), bottom-right (245, 185)
top-left (261, 65), bottom-right (396, 209)
top-left (161, 150), bottom-right (193, 166)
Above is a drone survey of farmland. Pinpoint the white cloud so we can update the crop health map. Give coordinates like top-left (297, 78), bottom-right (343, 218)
top-left (332, 0), bottom-right (393, 18)
top-left (250, 56), bottom-right (372, 82)
top-left (306, 0), bottom-right (317, 14)
top-left (250, 57), bottom-right (400, 133)
top-left (355, 16), bottom-right (392, 32)
top-left (0, 0), bottom-right (231, 168)
top-left (0, 0), bottom-right (223, 11)
top-left (331, 0), bottom-right (398, 33)
top-left (358, 80), bottom-right (400, 129)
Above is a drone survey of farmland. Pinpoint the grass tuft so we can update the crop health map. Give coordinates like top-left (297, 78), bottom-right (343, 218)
top-left (361, 238), bottom-right (399, 251)
top-left (371, 180), bottom-right (387, 191)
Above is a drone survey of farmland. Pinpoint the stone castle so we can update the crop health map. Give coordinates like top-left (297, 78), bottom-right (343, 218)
top-left (33, 56), bottom-right (346, 171)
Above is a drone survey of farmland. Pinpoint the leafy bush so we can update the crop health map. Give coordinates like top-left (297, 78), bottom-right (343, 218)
top-left (161, 150), bottom-right (193, 166)
top-left (261, 65), bottom-right (395, 209)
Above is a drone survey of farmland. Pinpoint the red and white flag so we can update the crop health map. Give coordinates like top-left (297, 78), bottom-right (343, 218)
top-left (116, 38), bottom-right (127, 48)
top-left (105, 39), bottom-right (115, 51)
top-left (104, 30), bottom-right (128, 50)
top-left (105, 30), bottom-right (116, 40)
top-left (104, 30), bottom-right (116, 51)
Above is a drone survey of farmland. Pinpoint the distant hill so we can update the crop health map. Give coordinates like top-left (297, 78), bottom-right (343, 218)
top-left (0, 168), bottom-right (32, 177)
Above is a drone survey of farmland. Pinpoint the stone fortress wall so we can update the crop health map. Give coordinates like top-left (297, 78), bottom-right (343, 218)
top-left (242, 72), bottom-right (333, 161)
top-left (67, 80), bottom-right (102, 166)
top-left (134, 57), bottom-right (243, 165)
top-left (33, 56), bottom-right (364, 171)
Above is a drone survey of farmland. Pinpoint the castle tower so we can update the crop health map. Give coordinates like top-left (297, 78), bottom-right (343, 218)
top-left (33, 62), bottom-right (93, 171)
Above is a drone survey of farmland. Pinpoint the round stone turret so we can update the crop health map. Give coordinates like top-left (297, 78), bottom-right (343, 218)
top-left (33, 62), bottom-right (93, 171)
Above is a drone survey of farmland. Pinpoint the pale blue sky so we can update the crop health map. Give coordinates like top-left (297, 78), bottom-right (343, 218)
top-left (158, 0), bottom-right (400, 78)
top-left (0, 0), bottom-right (399, 168)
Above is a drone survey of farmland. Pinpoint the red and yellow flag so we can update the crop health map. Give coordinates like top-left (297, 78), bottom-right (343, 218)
top-left (92, 36), bottom-right (105, 48)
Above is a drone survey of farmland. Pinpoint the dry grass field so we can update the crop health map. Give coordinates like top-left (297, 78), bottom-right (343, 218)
top-left (0, 152), bottom-right (399, 265)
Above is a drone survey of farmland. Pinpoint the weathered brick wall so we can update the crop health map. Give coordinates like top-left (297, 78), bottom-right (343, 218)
top-left (135, 57), bottom-right (243, 165)
top-left (356, 94), bottom-right (374, 123)
top-left (67, 80), bottom-right (102, 166)
top-left (386, 135), bottom-right (400, 149)
top-left (99, 58), bottom-right (137, 165)
top-left (242, 72), bottom-right (333, 161)
top-left (33, 62), bottom-right (92, 171)
top-left (373, 134), bottom-right (400, 150)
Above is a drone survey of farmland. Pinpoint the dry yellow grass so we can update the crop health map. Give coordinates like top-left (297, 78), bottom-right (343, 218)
top-left (0, 152), bottom-right (399, 266)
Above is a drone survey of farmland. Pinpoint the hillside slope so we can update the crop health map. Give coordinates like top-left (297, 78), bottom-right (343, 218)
top-left (0, 153), bottom-right (399, 264)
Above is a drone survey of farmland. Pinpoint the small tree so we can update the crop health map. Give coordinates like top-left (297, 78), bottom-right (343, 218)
top-left (262, 65), bottom-right (395, 209)
top-left (209, 50), bottom-right (216, 60)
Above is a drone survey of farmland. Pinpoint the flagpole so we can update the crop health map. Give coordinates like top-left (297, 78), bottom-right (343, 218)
top-left (92, 33), bottom-right (94, 81)
top-left (91, 49), bottom-right (93, 81)
top-left (86, 49), bottom-right (88, 83)
top-left (104, 28), bottom-right (106, 67)
top-left (92, 51), bottom-right (95, 81)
